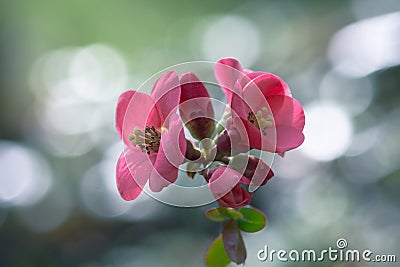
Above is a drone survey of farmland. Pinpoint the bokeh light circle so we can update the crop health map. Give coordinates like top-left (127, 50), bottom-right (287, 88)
top-left (300, 101), bottom-right (353, 161)
top-left (0, 141), bottom-right (52, 207)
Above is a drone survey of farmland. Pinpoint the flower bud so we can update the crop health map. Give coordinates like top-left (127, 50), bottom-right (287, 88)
top-left (185, 139), bottom-right (201, 161)
top-left (216, 130), bottom-right (231, 157)
top-left (207, 166), bottom-right (252, 208)
top-left (230, 155), bottom-right (274, 188)
top-left (180, 72), bottom-right (215, 140)
top-left (216, 117), bottom-right (251, 158)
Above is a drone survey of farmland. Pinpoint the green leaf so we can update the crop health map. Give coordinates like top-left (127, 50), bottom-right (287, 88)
top-left (237, 207), bottom-right (267, 233)
top-left (222, 220), bottom-right (246, 264)
top-left (205, 235), bottom-right (231, 267)
top-left (205, 207), bottom-right (243, 222)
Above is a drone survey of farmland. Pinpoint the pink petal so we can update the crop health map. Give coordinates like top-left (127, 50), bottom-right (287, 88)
top-left (231, 92), bottom-right (305, 153)
top-left (217, 185), bottom-right (252, 208)
top-left (266, 95), bottom-right (305, 130)
top-left (229, 97), bottom-right (287, 153)
top-left (242, 119), bottom-right (278, 152)
top-left (149, 114), bottom-right (186, 192)
top-left (260, 95), bottom-right (305, 152)
top-left (225, 117), bottom-right (251, 154)
top-left (217, 58), bottom-right (244, 71)
top-left (179, 73), bottom-right (215, 139)
top-left (180, 72), bottom-right (214, 121)
top-left (243, 114), bottom-right (303, 153)
top-left (214, 58), bottom-right (246, 103)
top-left (229, 185), bottom-right (253, 207)
top-left (230, 87), bottom-right (251, 119)
top-left (244, 72), bottom-right (292, 97)
top-left (150, 71), bottom-right (180, 123)
top-left (208, 167), bottom-right (243, 197)
top-left (116, 149), bottom-right (156, 201)
top-left (116, 90), bottom-right (161, 147)
top-left (271, 125), bottom-right (305, 153)
top-left (241, 80), bottom-right (272, 115)
top-left (116, 90), bottom-right (135, 140)
top-left (208, 167), bottom-right (253, 208)
top-left (180, 72), bottom-right (211, 99)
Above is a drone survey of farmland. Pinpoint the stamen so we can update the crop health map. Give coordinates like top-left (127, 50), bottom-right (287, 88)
top-left (247, 107), bottom-right (273, 136)
top-left (130, 126), bottom-right (161, 153)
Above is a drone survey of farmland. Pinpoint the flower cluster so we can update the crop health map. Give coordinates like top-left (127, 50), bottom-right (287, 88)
top-left (115, 58), bottom-right (305, 266)
top-left (115, 58), bottom-right (304, 206)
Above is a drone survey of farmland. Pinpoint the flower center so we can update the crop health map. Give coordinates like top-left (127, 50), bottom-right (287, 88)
top-left (247, 107), bottom-right (273, 136)
top-left (129, 126), bottom-right (161, 154)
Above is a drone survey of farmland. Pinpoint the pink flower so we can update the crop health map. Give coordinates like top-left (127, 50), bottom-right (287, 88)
top-left (215, 58), bottom-right (305, 153)
top-left (207, 167), bottom-right (252, 208)
top-left (115, 71), bottom-right (186, 201)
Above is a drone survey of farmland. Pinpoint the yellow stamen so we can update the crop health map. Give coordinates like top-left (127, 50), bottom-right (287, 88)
top-left (247, 107), bottom-right (274, 135)
top-left (130, 126), bottom-right (161, 154)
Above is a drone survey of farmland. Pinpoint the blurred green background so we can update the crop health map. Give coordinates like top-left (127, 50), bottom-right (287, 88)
top-left (1, 0), bottom-right (400, 266)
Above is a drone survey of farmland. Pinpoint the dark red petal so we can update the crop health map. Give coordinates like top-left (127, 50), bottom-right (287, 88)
top-left (180, 72), bottom-right (215, 139)
top-left (180, 72), bottom-right (211, 100)
top-left (240, 157), bottom-right (274, 187)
